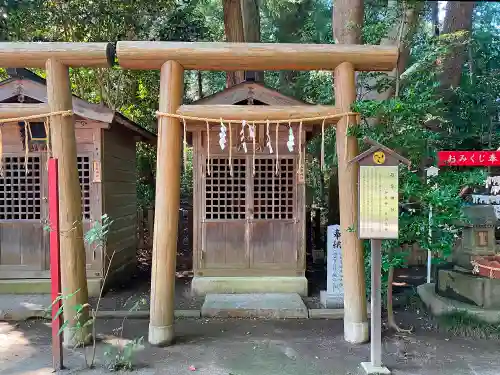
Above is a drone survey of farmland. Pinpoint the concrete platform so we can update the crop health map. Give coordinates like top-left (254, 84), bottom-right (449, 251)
top-left (0, 278), bottom-right (102, 296)
top-left (0, 294), bottom-right (201, 321)
top-left (0, 294), bottom-right (48, 320)
top-left (418, 283), bottom-right (500, 323)
top-left (201, 293), bottom-right (308, 319)
top-left (361, 362), bottom-right (391, 374)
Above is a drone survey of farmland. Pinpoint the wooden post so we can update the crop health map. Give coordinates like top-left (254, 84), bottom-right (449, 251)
top-left (48, 158), bottom-right (63, 370)
top-left (149, 60), bottom-right (184, 346)
top-left (370, 239), bottom-right (382, 367)
top-left (46, 58), bottom-right (91, 347)
top-left (349, 137), bottom-right (409, 375)
top-left (334, 61), bottom-right (368, 344)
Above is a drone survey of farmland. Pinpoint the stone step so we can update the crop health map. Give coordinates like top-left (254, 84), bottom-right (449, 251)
top-left (201, 293), bottom-right (308, 319)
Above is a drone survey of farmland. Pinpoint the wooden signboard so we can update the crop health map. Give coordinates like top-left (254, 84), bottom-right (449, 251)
top-left (351, 138), bottom-right (410, 240)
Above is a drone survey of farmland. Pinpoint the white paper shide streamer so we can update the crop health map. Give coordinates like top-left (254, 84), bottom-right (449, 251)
top-left (248, 122), bottom-right (256, 142)
top-left (240, 120), bottom-right (248, 153)
top-left (219, 120), bottom-right (227, 150)
top-left (287, 123), bottom-right (295, 152)
top-left (266, 120), bottom-right (273, 154)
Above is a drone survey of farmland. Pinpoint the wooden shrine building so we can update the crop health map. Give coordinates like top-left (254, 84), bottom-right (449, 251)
top-left (0, 68), bottom-right (156, 295)
top-left (187, 81), bottom-right (317, 296)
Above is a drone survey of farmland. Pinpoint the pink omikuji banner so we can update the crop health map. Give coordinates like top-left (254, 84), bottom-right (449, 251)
top-left (437, 151), bottom-right (500, 167)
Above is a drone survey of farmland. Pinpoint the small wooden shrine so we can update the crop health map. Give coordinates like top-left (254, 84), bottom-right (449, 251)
top-left (0, 68), bottom-right (156, 295)
top-left (186, 81), bottom-right (317, 295)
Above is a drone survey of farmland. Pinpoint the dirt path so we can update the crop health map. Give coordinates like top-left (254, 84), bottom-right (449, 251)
top-left (1, 316), bottom-right (499, 375)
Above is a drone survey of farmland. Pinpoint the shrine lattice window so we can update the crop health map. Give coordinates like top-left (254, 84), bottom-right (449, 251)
top-left (205, 157), bottom-right (246, 220)
top-left (78, 155), bottom-right (91, 220)
top-left (253, 157), bottom-right (295, 220)
top-left (0, 154), bottom-right (92, 221)
top-left (203, 156), bottom-right (296, 221)
top-left (0, 156), bottom-right (42, 220)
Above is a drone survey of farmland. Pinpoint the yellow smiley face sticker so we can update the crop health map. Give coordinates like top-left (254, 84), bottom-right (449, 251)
top-left (373, 151), bottom-right (386, 165)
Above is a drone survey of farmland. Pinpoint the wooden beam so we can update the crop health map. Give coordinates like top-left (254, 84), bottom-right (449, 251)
top-left (149, 60), bottom-right (184, 346)
top-left (0, 103), bottom-right (50, 118)
top-left (0, 43), bottom-right (113, 68)
top-left (45, 58), bottom-right (91, 347)
top-left (334, 61), bottom-right (368, 344)
top-left (116, 42), bottom-right (399, 71)
top-left (177, 104), bottom-right (341, 123)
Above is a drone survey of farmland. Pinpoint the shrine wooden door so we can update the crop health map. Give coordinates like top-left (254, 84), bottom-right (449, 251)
top-left (200, 154), bottom-right (301, 271)
top-left (248, 156), bottom-right (299, 269)
top-left (201, 156), bottom-right (249, 269)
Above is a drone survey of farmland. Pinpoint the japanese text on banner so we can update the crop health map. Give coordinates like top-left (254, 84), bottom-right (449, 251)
top-left (437, 151), bottom-right (500, 167)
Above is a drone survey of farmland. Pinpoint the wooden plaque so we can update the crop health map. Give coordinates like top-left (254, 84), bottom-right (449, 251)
top-left (359, 165), bottom-right (399, 239)
top-left (93, 160), bottom-right (102, 183)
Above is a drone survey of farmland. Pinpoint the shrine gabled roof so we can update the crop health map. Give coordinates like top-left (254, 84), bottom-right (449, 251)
top-left (349, 137), bottom-right (411, 167)
top-left (0, 68), bottom-right (156, 143)
top-left (192, 80), bottom-right (308, 106)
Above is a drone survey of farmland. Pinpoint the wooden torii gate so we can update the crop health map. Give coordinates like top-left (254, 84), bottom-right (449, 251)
top-left (0, 43), bottom-right (111, 346)
top-left (115, 41), bottom-right (398, 346)
top-left (0, 41), bottom-right (398, 347)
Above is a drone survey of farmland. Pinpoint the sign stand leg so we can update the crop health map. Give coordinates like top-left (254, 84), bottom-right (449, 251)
top-left (361, 239), bottom-right (390, 375)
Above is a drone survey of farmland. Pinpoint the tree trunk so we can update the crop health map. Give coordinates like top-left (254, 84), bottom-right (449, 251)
top-left (240, 0), bottom-right (263, 82)
top-left (332, 0), bottom-right (369, 344)
top-left (362, 1), bottom-right (424, 102)
top-left (223, 0), bottom-right (245, 87)
top-left (332, 0), bottom-right (363, 44)
top-left (430, 1), bottom-right (440, 36)
top-left (329, 0), bottom-right (364, 230)
top-left (197, 70), bottom-right (203, 99)
top-left (439, 1), bottom-right (476, 93)
top-left (387, 246), bottom-right (412, 333)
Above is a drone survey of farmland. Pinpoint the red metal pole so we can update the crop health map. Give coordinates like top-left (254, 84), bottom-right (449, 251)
top-left (48, 158), bottom-right (63, 370)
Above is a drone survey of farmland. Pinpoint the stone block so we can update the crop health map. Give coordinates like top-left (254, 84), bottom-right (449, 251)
top-left (437, 269), bottom-right (485, 307)
top-left (201, 293), bottom-right (308, 319)
top-left (418, 283), bottom-right (500, 324)
top-left (308, 308), bottom-right (344, 319)
top-left (320, 290), bottom-right (343, 308)
top-left (437, 269), bottom-right (500, 309)
top-left (484, 278), bottom-right (500, 309)
top-left (361, 362), bottom-right (391, 375)
top-left (191, 276), bottom-right (308, 296)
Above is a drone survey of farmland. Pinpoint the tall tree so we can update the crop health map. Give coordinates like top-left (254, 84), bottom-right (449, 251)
top-left (240, 0), bottom-right (263, 82)
top-left (332, 0), bottom-right (368, 344)
top-left (223, 0), bottom-right (245, 87)
top-left (440, 1), bottom-right (476, 93)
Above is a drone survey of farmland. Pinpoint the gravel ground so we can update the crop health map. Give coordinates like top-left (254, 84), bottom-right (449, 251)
top-left (2, 315), bottom-right (500, 375)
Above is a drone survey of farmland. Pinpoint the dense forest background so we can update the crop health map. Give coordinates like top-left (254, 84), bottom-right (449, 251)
top-left (0, 0), bottom-right (499, 298)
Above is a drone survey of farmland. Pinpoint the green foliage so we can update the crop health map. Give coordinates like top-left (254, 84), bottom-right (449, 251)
top-left (84, 214), bottom-right (112, 248)
top-left (47, 214), bottom-right (145, 371)
top-left (181, 147), bottom-right (194, 200)
top-left (48, 288), bottom-right (93, 347)
top-left (104, 336), bottom-right (144, 371)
